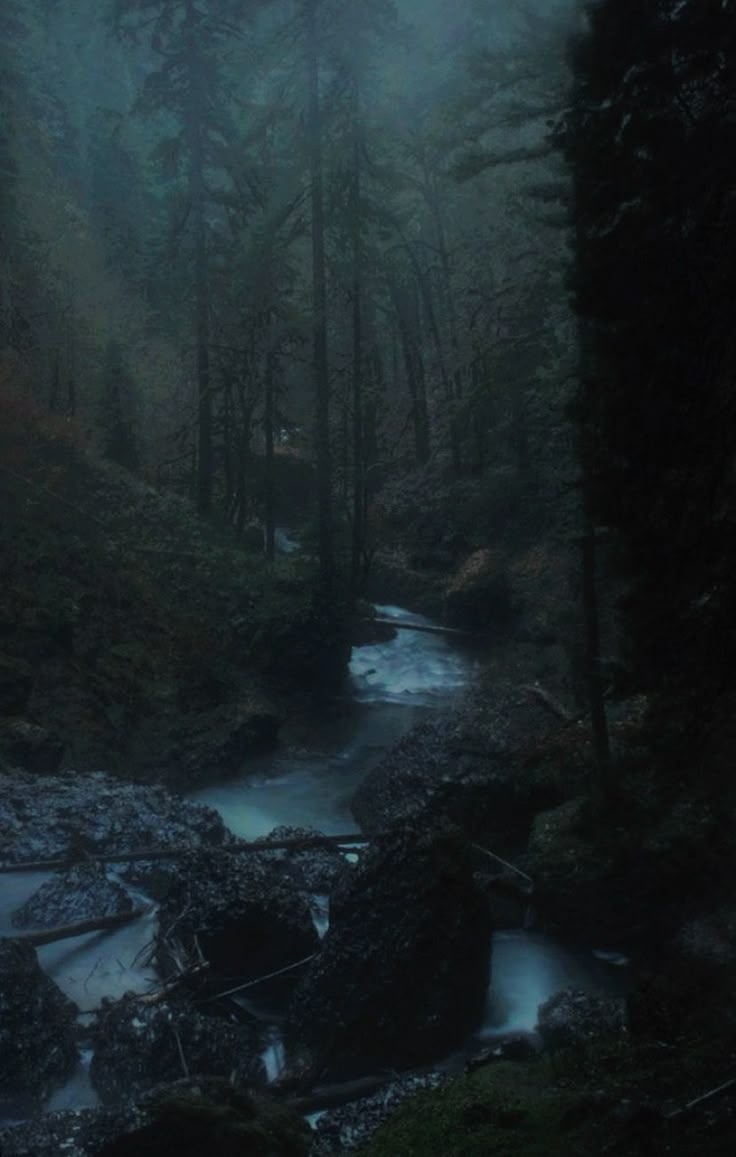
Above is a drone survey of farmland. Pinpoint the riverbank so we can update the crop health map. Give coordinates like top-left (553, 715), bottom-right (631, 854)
top-left (0, 406), bottom-right (348, 783)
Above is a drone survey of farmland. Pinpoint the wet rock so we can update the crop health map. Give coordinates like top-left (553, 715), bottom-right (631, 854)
top-left (89, 998), bottom-right (266, 1104)
top-left (464, 1033), bottom-right (539, 1071)
top-left (676, 906), bottom-right (736, 969)
top-left (155, 847), bottom-right (319, 987)
top-left (309, 1072), bottom-right (446, 1154)
top-left (283, 822), bottom-right (492, 1076)
top-left (444, 548), bottom-right (516, 632)
top-left (0, 937), bottom-right (79, 1110)
top-left (0, 769), bottom-right (230, 866)
top-left (0, 1080), bottom-right (309, 1157)
top-left (256, 826), bottom-right (346, 894)
top-left (536, 988), bottom-right (627, 1052)
top-left (0, 653), bottom-right (33, 714)
top-left (0, 718), bottom-right (64, 773)
top-left (11, 861), bottom-right (133, 929)
top-left (351, 688), bottom-right (569, 847)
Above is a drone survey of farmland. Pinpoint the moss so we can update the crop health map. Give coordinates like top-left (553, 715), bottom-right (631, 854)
top-left (357, 1061), bottom-right (572, 1157)
top-left (358, 1027), bottom-right (736, 1157)
top-left (95, 1084), bottom-right (310, 1157)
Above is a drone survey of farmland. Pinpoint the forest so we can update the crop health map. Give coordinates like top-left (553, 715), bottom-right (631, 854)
top-left (0, 0), bottom-right (734, 1154)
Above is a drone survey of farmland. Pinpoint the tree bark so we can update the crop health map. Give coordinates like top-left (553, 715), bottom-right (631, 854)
top-left (184, 0), bottom-right (213, 516)
top-left (350, 76), bottom-right (365, 596)
top-left (306, 0), bottom-right (334, 597)
top-left (264, 316), bottom-right (276, 562)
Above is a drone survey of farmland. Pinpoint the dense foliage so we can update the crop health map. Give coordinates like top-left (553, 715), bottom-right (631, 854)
top-left (568, 0), bottom-right (736, 722)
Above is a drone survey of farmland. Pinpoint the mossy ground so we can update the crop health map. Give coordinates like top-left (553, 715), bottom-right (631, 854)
top-left (358, 1029), bottom-right (736, 1157)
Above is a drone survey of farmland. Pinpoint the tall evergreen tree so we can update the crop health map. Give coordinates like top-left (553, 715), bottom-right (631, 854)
top-left (114, 0), bottom-right (251, 514)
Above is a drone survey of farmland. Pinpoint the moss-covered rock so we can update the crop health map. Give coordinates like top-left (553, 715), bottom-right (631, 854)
top-left (282, 822), bottom-right (492, 1077)
top-left (0, 938), bottom-right (79, 1110)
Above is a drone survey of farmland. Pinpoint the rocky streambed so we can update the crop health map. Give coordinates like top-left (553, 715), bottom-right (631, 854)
top-left (0, 606), bottom-right (667, 1156)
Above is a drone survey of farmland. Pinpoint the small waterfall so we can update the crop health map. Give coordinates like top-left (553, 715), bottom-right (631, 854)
top-left (262, 1032), bottom-right (286, 1083)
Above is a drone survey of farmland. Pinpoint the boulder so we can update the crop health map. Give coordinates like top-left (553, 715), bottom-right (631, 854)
top-left (0, 1080), bottom-right (309, 1157)
top-left (0, 769), bottom-right (230, 866)
top-left (443, 548), bottom-right (516, 632)
top-left (536, 988), bottom-right (627, 1052)
top-left (282, 822), bottom-right (492, 1077)
top-left (12, 861), bottom-right (133, 929)
top-left (0, 937), bottom-right (79, 1110)
top-left (90, 999), bottom-right (266, 1104)
top-left (352, 687), bottom-right (569, 849)
top-left (255, 825), bottom-right (346, 894)
top-left (155, 847), bottom-right (319, 988)
top-left (0, 718), bottom-right (64, 773)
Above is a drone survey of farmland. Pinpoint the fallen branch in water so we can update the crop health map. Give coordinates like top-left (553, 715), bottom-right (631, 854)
top-left (10, 906), bottom-right (151, 947)
top-left (373, 617), bottom-right (470, 637)
top-left (286, 1073), bottom-right (397, 1114)
top-left (469, 843), bottom-right (534, 888)
top-left (665, 1075), bottom-right (736, 1121)
top-left (0, 833), bottom-right (378, 875)
top-left (198, 954), bottom-right (316, 1005)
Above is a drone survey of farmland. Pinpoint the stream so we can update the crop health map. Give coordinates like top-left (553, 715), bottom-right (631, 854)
top-left (0, 603), bottom-right (630, 1119)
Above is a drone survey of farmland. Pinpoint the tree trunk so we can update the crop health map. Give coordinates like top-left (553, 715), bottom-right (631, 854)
top-left (401, 237), bottom-right (460, 473)
top-left (306, 0), bottom-right (334, 597)
top-left (263, 317), bottom-right (276, 562)
top-left (350, 78), bottom-right (364, 596)
top-left (386, 272), bottom-right (430, 465)
top-left (185, 0), bottom-right (212, 517)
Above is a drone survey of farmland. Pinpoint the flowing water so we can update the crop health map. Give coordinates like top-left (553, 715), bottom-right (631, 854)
top-left (0, 603), bottom-right (628, 1115)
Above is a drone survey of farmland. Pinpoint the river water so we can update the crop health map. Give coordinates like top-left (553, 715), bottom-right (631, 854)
top-left (192, 604), bottom-right (630, 1044)
top-left (0, 603), bottom-right (628, 1116)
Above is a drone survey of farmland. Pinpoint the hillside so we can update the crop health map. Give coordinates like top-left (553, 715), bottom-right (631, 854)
top-left (0, 393), bottom-right (346, 783)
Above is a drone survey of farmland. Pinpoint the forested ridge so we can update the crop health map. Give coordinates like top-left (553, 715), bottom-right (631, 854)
top-left (1, 1), bottom-right (735, 1155)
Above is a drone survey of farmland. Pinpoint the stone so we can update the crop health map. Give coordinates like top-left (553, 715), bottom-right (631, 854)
top-left (90, 999), bottom-right (266, 1105)
top-left (155, 847), bottom-right (320, 989)
top-left (255, 826), bottom-right (346, 894)
top-left (283, 822), bottom-right (492, 1076)
top-left (0, 769), bottom-right (230, 867)
top-left (0, 937), bottom-right (78, 1110)
top-left (536, 988), bottom-right (627, 1052)
top-left (11, 861), bottom-right (133, 930)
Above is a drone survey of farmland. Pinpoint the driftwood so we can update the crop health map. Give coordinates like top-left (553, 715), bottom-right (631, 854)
top-left (469, 842), bottom-right (534, 889)
top-left (286, 1073), bottom-right (398, 1114)
top-left (374, 617), bottom-right (470, 637)
top-left (0, 833), bottom-right (377, 875)
top-left (198, 953), bottom-right (317, 1005)
top-left (9, 906), bottom-right (151, 947)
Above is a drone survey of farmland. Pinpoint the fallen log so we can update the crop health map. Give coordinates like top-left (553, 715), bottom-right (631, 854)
top-left (374, 617), bottom-right (471, 637)
top-left (0, 833), bottom-right (378, 875)
top-left (9, 905), bottom-right (152, 947)
top-left (286, 1073), bottom-right (398, 1114)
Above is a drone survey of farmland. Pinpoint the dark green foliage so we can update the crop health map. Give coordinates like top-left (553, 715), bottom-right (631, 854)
top-left (94, 1082), bottom-right (309, 1157)
top-left (567, 1), bottom-right (736, 717)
